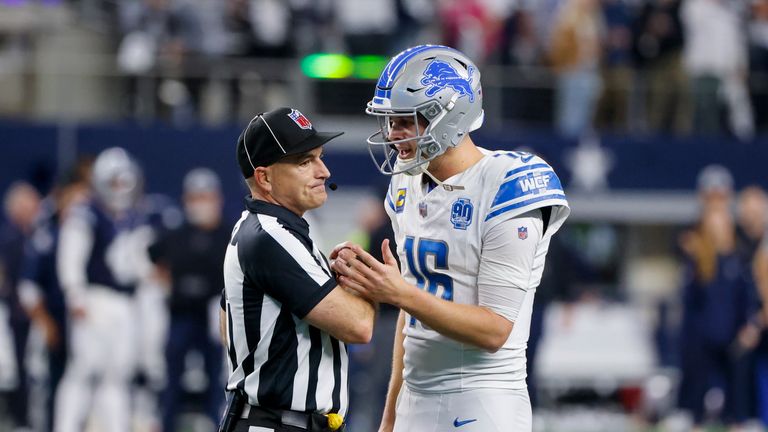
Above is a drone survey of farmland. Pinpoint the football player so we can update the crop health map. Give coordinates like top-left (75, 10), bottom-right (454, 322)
top-left (55, 147), bottom-right (145, 432)
top-left (331, 45), bottom-right (570, 432)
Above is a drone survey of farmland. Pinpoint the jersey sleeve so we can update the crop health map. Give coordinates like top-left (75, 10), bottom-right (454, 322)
top-left (477, 210), bottom-right (543, 322)
top-left (239, 224), bottom-right (336, 319)
top-left (483, 155), bottom-right (568, 236)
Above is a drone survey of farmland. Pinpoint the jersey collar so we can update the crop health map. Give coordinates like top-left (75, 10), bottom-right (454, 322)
top-left (244, 196), bottom-right (310, 236)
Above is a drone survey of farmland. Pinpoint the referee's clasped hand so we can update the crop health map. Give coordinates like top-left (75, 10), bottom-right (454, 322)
top-left (331, 240), bottom-right (408, 307)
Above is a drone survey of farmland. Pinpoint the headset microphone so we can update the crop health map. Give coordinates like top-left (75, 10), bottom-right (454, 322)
top-left (328, 182), bottom-right (338, 191)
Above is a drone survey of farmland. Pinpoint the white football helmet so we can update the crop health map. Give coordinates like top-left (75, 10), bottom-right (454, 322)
top-left (366, 45), bottom-right (484, 175)
top-left (92, 147), bottom-right (143, 213)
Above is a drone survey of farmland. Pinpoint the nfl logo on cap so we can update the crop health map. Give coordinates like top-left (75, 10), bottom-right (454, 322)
top-left (288, 109), bottom-right (312, 130)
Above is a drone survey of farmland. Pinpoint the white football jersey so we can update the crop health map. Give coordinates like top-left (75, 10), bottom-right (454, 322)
top-left (385, 149), bottom-right (570, 393)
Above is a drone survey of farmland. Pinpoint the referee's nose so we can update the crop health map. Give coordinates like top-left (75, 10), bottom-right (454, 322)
top-left (316, 153), bottom-right (331, 181)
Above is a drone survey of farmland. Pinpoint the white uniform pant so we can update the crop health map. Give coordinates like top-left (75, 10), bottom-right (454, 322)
top-left (54, 288), bottom-right (137, 432)
top-left (394, 385), bottom-right (532, 432)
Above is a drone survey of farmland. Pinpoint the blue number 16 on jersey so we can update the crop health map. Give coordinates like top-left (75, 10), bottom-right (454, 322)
top-left (403, 236), bottom-right (453, 327)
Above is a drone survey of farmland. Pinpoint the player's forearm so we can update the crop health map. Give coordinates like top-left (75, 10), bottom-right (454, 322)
top-left (400, 287), bottom-right (513, 353)
top-left (380, 311), bottom-right (406, 431)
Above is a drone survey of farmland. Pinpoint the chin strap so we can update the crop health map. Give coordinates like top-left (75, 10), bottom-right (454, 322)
top-left (420, 165), bottom-right (465, 191)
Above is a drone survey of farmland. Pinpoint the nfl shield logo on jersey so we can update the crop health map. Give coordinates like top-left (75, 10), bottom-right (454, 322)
top-left (288, 109), bottom-right (312, 129)
top-left (518, 226), bottom-right (528, 240)
top-left (450, 198), bottom-right (473, 230)
top-left (419, 202), bottom-right (428, 218)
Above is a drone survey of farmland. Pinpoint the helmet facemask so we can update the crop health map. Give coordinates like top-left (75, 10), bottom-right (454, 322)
top-left (366, 100), bottom-right (446, 176)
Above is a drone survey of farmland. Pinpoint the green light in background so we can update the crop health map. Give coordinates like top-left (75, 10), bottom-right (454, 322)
top-left (301, 53), bottom-right (388, 80)
top-left (301, 54), bottom-right (354, 79)
top-left (353, 55), bottom-right (388, 79)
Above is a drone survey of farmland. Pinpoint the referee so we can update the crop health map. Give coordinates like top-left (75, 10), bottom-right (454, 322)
top-left (220, 107), bottom-right (376, 432)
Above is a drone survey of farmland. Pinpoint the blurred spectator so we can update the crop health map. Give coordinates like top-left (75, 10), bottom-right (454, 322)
top-left (548, 0), bottom-right (605, 138)
top-left (438, 0), bottom-right (506, 64)
top-left (392, 0), bottom-right (437, 53)
top-left (0, 181), bottom-right (41, 432)
top-left (246, 0), bottom-right (295, 57)
top-left (733, 185), bottom-right (768, 428)
top-left (498, 8), bottom-right (551, 125)
top-left (117, 0), bottom-right (205, 123)
top-left (221, 0), bottom-right (260, 57)
top-left (148, 168), bottom-right (229, 432)
top-left (632, 0), bottom-right (690, 134)
top-left (17, 162), bottom-right (90, 432)
top-left (753, 237), bottom-right (768, 426)
top-left (334, 0), bottom-right (398, 56)
top-left (132, 191), bottom-right (184, 431)
top-left (749, 0), bottom-right (768, 131)
top-left (500, 8), bottom-right (542, 68)
top-left (681, 0), bottom-right (754, 140)
top-left (677, 205), bottom-right (753, 428)
top-left (293, 0), bottom-right (337, 55)
top-left (733, 186), bottom-right (768, 426)
top-left (54, 148), bottom-right (146, 432)
top-left (220, 0), bottom-right (296, 58)
top-left (736, 185), bottom-right (768, 263)
top-left (696, 164), bottom-right (733, 213)
top-left (595, 0), bottom-right (634, 132)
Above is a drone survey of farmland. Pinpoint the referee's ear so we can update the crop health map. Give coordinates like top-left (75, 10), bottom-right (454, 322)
top-left (253, 166), bottom-right (272, 193)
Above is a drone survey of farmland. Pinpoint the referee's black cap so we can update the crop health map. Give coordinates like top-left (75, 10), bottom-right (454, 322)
top-left (237, 107), bottom-right (344, 178)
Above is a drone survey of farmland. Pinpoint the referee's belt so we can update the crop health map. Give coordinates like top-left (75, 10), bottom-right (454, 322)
top-left (240, 404), bottom-right (345, 431)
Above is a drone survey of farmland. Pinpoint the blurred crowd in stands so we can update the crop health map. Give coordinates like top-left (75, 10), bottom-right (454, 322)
top-left (672, 166), bottom-right (768, 430)
top-left (3, 0), bottom-right (768, 138)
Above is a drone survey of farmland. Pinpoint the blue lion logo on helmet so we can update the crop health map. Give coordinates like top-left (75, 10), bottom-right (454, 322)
top-left (420, 60), bottom-right (475, 102)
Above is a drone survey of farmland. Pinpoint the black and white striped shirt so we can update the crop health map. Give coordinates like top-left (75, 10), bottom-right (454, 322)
top-left (223, 197), bottom-right (348, 417)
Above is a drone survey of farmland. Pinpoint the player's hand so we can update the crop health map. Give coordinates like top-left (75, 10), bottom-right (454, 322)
top-left (329, 241), bottom-right (357, 273)
top-left (329, 241), bottom-right (356, 260)
top-left (332, 239), bottom-right (408, 306)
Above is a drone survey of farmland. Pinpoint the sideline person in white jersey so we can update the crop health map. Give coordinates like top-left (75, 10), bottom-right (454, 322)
top-left (55, 147), bottom-right (145, 432)
top-left (330, 45), bottom-right (571, 432)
